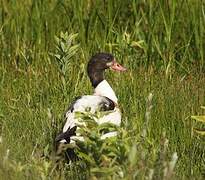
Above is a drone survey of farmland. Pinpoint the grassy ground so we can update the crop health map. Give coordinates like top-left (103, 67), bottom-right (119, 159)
top-left (0, 0), bottom-right (205, 179)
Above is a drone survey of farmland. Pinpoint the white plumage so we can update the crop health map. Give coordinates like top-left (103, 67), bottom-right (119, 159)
top-left (60, 80), bottom-right (121, 143)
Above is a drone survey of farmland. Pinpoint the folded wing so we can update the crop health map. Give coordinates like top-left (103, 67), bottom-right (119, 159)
top-left (56, 95), bottom-right (121, 144)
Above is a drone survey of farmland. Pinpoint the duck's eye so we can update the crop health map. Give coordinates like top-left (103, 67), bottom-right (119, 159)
top-left (104, 57), bottom-right (110, 61)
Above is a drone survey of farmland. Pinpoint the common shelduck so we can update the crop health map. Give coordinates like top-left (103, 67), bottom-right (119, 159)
top-left (55, 52), bottom-right (126, 160)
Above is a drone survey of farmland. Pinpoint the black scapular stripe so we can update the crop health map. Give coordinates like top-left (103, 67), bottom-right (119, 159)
top-left (55, 126), bottom-right (77, 162)
top-left (55, 126), bottom-right (77, 143)
top-left (99, 97), bottom-right (115, 111)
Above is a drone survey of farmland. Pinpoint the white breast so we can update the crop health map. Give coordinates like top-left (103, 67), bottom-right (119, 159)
top-left (94, 80), bottom-right (118, 104)
top-left (94, 80), bottom-right (121, 126)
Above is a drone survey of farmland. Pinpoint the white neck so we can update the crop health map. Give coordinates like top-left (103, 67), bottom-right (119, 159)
top-left (94, 80), bottom-right (118, 104)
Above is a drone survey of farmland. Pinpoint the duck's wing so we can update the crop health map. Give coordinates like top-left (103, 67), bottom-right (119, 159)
top-left (55, 95), bottom-right (115, 143)
top-left (69, 95), bottom-right (115, 113)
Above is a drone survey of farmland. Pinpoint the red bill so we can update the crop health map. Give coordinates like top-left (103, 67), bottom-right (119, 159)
top-left (110, 60), bottom-right (127, 72)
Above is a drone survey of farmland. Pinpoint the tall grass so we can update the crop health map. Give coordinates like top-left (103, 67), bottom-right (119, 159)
top-left (0, 0), bottom-right (205, 179)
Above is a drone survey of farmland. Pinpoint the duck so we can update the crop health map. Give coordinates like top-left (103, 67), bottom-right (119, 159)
top-left (55, 52), bottom-right (126, 159)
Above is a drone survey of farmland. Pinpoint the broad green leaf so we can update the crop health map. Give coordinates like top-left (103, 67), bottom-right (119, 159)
top-left (66, 44), bottom-right (80, 60)
top-left (54, 54), bottom-right (61, 60)
top-left (68, 33), bottom-right (78, 41)
top-left (60, 41), bottom-right (65, 52)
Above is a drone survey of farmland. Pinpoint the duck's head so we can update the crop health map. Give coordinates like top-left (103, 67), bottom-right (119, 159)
top-left (87, 53), bottom-right (126, 87)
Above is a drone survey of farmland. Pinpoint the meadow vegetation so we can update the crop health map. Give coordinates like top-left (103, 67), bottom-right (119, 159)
top-left (0, 0), bottom-right (204, 179)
